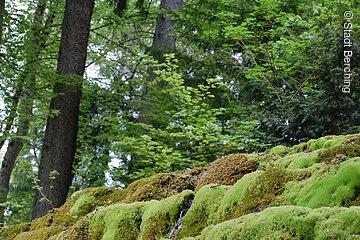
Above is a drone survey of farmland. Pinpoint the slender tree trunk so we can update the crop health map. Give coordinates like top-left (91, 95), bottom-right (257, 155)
top-left (0, 85), bottom-right (23, 151)
top-left (0, 0), bottom-right (48, 226)
top-left (0, 0), bottom-right (5, 44)
top-left (32, 0), bottom-right (94, 220)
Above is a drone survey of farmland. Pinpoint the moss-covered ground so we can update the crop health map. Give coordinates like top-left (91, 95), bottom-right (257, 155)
top-left (1, 133), bottom-right (360, 239)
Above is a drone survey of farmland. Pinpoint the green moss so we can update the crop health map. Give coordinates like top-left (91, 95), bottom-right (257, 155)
top-left (219, 168), bottom-right (297, 221)
top-left (4, 134), bottom-right (360, 240)
top-left (269, 145), bottom-right (287, 155)
top-left (89, 202), bottom-right (144, 240)
top-left (51, 216), bottom-right (89, 240)
top-left (273, 151), bottom-right (319, 169)
top-left (139, 190), bottom-right (194, 240)
top-left (13, 226), bottom-right (63, 240)
top-left (29, 187), bottom-right (127, 233)
top-left (193, 206), bottom-right (360, 240)
top-left (217, 171), bottom-right (261, 221)
top-left (178, 185), bottom-right (226, 238)
top-left (88, 190), bottom-right (194, 240)
top-left (195, 154), bottom-right (258, 191)
top-left (307, 135), bottom-right (347, 152)
top-left (288, 135), bottom-right (351, 154)
top-left (70, 195), bottom-right (97, 218)
top-left (289, 142), bottom-right (308, 154)
top-left (124, 173), bottom-right (195, 203)
top-left (284, 158), bottom-right (360, 208)
top-left (0, 223), bottom-right (30, 240)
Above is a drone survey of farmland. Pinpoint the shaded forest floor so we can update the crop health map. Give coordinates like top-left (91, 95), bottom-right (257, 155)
top-left (2, 133), bottom-right (360, 239)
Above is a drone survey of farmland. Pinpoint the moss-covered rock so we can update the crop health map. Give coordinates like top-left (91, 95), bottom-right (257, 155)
top-left (273, 151), bottom-right (320, 169)
top-left (219, 168), bottom-right (301, 221)
top-left (269, 145), bottom-right (288, 155)
top-left (284, 158), bottom-right (360, 208)
top-left (89, 202), bottom-right (144, 240)
top-left (186, 206), bottom-right (360, 240)
top-left (13, 226), bottom-right (64, 240)
top-left (2, 133), bottom-right (360, 240)
top-left (0, 223), bottom-right (30, 240)
top-left (195, 154), bottom-right (258, 191)
top-left (139, 190), bottom-right (194, 240)
top-left (123, 173), bottom-right (195, 203)
top-left (178, 185), bottom-right (227, 238)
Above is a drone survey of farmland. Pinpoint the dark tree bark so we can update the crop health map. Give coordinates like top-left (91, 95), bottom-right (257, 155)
top-left (0, 0), bottom-right (48, 226)
top-left (152, 0), bottom-right (183, 51)
top-left (32, 0), bottom-right (94, 219)
top-left (138, 0), bottom-right (183, 126)
top-left (0, 0), bottom-right (4, 44)
top-left (148, 0), bottom-right (183, 81)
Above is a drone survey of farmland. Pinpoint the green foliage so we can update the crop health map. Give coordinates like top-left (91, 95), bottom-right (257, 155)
top-left (112, 55), bottom-right (262, 184)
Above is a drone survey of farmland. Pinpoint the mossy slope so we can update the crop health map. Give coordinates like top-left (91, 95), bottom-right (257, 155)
top-left (2, 133), bottom-right (360, 239)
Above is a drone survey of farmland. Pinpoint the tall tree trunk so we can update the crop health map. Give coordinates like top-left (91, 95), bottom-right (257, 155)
top-left (32, 0), bottom-right (94, 220)
top-left (148, 0), bottom-right (183, 82)
top-left (0, 0), bottom-right (48, 226)
top-left (0, 0), bottom-right (4, 44)
top-left (139, 0), bottom-right (183, 125)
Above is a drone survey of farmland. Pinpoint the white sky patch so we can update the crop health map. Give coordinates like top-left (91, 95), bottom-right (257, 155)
top-left (85, 63), bottom-right (101, 79)
top-left (105, 51), bottom-right (121, 61)
top-left (232, 52), bottom-right (243, 64)
top-left (0, 141), bottom-right (9, 161)
top-left (108, 152), bottom-right (121, 168)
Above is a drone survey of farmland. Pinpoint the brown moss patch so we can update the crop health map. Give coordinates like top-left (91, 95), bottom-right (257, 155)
top-left (319, 137), bottom-right (360, 164)
top-left (123, 173), bottom-right (195, 203)
top-left (52, 216), bottom-right (89, 240)
top-left (195, 154), bottom-right (258, 191)
top-left (13, 226), bottom-right (63, 240)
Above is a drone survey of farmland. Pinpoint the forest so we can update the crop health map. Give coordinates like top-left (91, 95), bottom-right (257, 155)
top-left (0, 0), bottom-right (359, 235)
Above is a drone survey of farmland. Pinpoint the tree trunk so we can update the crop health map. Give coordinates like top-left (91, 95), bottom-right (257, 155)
top-left (32, 0), bottom-right (94, 220)
top-left (0, 0), bottom-right (4, 44)
top-left (139, 0), bottom-right (183, 126)
top-left (148, 0), bottom-right (183, 81)
top-left (0, 0), bottom-right (47, 226)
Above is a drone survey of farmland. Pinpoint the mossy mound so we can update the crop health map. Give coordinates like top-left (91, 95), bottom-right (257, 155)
top-left (269, 134), bottom-right (358, 156)
top-left (13, 226), bottom-right (64, 240)
top-left (194, 154), bottom-right (259, 191)
top-left (186, 206), bottom-right (360, 240)
top-left (123, 173), bottom-right (195, 203)
top-left (29, 187), bottom-right (128, 232)
top-left (283, 158), bottom-right (360, 208)
top-left (0, 223), bottom-right (30, 240)
top-left (177, 185), bottom-right (227, 238)
top-left (57, 190), bottom-right (194, 240)
top-left (2, 133), bottom-right (360, 240)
